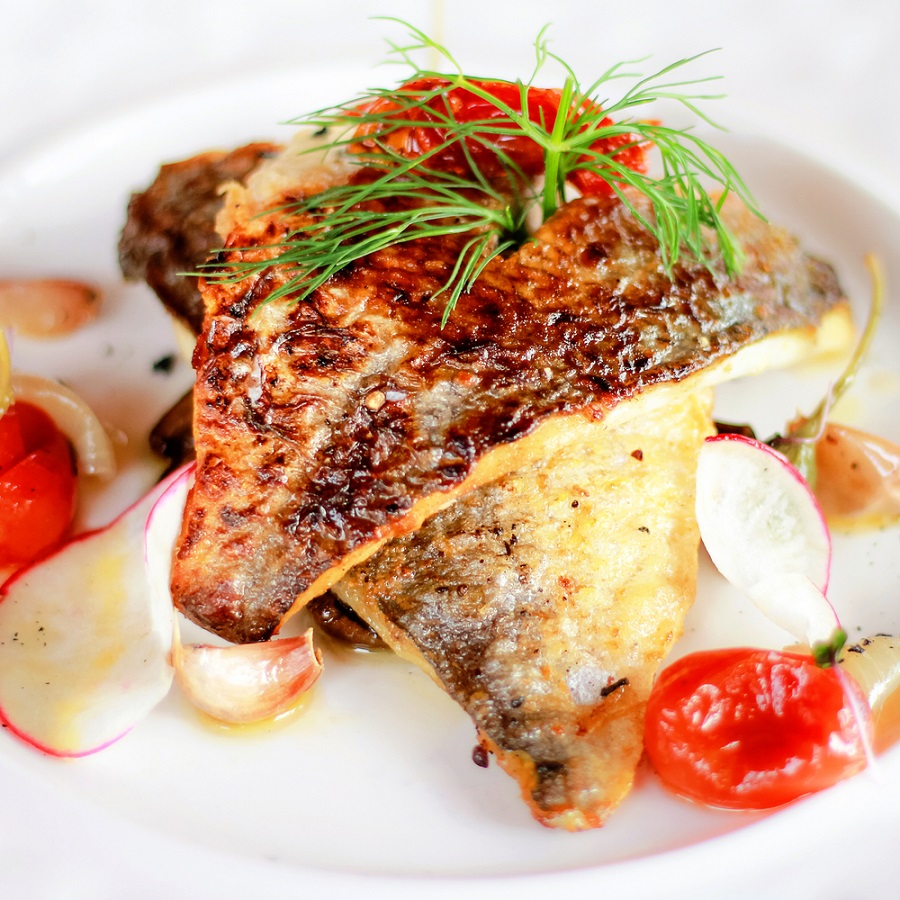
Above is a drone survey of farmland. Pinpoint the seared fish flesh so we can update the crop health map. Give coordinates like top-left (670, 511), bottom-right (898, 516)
top-left (335, 390), bottom-right (714, 829)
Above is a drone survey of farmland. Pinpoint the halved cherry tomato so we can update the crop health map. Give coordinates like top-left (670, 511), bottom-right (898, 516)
top-left (351, 78), bottom-right (649, 195)
top-left (0, 401), bottom-right (77, 567)
top-left (644, 647), bottom-right (872, 810)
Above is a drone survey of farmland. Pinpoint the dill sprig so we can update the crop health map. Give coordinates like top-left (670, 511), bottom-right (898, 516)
top-left (220, 153), bottom-right (530, 325)
top-left (203, 20), bottom-right (759, 323)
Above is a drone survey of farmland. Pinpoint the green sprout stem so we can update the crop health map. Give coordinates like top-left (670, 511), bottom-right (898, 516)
top-left (772, 253), bottom-right (885, 484)
top-left (812, 627), bottom-right (848, 669)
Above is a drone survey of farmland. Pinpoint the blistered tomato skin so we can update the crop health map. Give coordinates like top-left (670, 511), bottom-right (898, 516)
top-left (644, 648), bottom-right (872, 810)
top-left (0, 401), bottom-right (77, 567)
top-left (351, 78), bottom-right (649, 195)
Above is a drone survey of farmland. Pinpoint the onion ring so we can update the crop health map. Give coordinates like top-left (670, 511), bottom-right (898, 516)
top-left (10, 373), bottom-right (116, 478)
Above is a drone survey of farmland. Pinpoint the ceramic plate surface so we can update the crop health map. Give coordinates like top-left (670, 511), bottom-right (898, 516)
top-left (1, 65), bottom-right (898, 899)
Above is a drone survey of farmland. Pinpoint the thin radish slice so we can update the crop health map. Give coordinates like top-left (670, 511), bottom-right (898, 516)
top-left (0, 470), bottom-right (184, 757)
top-left (746, 573), bottom-right (840, 649)
top-left (696, 433), bottom-right (837, 645)
top-left (171, 629), bottom-right (323, 724)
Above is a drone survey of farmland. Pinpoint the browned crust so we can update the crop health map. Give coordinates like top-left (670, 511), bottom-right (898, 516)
top-left (173, 184), bottom-right (849, 643)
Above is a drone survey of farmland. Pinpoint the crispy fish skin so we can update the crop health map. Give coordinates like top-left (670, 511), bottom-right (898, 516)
top-left (334, 391), bottom-right (715, 829)
top-left (173, 176), bottom-right (850, 643)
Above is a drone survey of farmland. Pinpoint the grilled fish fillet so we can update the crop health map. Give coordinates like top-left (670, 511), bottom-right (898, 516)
top-left (334, 389), bottom-right (714, 829)
top-left (122, 137), bottom-right (851, 829)
top-left (171, 141), bottom-right (850, 643)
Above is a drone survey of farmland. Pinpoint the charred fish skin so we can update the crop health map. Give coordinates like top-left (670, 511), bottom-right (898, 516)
top-left (334, 392), bottom-right (715, 830)
top-left (173, 180), bottom-right (849, 644)
top-left (118, 143), bottom-right (280, 334)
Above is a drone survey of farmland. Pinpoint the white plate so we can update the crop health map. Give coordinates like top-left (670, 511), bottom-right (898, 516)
top-left (1, 65), bottom-right (899, 899)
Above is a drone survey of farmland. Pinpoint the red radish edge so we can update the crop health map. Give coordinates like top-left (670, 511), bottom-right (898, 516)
top-left (0, 465), bottom-right (191, 757)
top-left (702, 433), bottom-right (832, 594)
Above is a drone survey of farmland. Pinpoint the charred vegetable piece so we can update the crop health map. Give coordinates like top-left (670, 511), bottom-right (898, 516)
top-left (307, 592), bottom-right (385, 649)
top-left (119, 142), bottom-right (280, 333)
top-left (149, 389), bottom-right (195, 475)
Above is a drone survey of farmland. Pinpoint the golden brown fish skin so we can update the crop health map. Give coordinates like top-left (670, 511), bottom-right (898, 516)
top-left (334, 392), bottom-right (715, 829)
top-left (173, 183), bottom-right (848, 643)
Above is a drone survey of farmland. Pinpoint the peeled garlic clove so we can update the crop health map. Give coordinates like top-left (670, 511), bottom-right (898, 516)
top-left (172, 630), bottom-right (323, 724)
top-left (11, 372), bottom-right (116, 478)
top-left (0, 279), bottom-right (100, 337)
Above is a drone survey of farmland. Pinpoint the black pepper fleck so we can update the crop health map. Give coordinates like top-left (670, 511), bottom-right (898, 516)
top-left (600, 677), bottom-right (629, 697)
top-left (152, 354), bottom-right (176, 374)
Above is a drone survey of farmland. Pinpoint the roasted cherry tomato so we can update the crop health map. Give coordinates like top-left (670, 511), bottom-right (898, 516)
top-left (351, 78), bottom-right (649, 195)
top-left (644, 647), bottom-right (872, 810)
top-left (0, 401), bottom-right (77, 567)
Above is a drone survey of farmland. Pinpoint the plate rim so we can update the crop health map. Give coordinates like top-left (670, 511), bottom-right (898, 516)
top-left (1, 61), bottom-right (899, 897)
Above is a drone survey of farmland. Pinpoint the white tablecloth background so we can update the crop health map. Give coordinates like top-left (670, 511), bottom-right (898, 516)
top-left (1, 2), bottom-right (898, 898)
top-left (5, 0), bottom-right (899, 189)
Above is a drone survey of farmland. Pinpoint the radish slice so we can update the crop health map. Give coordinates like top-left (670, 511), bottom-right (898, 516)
top-left (143, 465), bottom-right (324, 724)
top-left (696, 433), bottom-right (838, 645)
top-left (144, 463), bottom-right (193, 613)
top-left (0, 470), bottom-right (186, 756)
top-left (171, 629), bottom-right (323, 724)
top-left (747, 573), bottom-right (841, 649)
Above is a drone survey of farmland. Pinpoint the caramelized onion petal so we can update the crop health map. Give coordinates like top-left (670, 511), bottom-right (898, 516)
top-left (10, 372), bottom-right (116, 478)
top-left (0, 279), bottom-right (101, 337)
top-left (172, 628), bottom-right (323, 724)
top-left (815, 423), bottom-right (900, 527)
